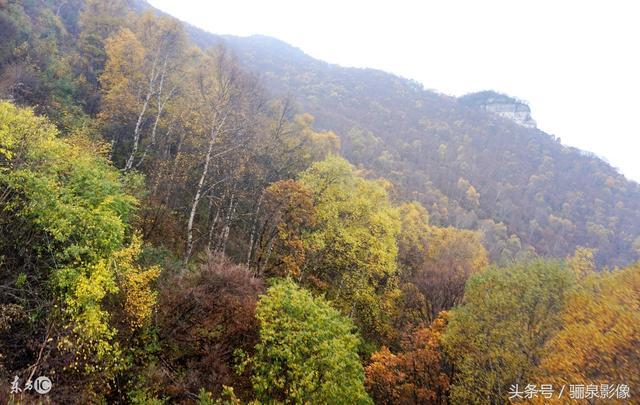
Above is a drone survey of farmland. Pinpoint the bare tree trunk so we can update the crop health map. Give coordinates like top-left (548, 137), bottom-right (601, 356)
top-left (258, 234), bottom-right (276, 278)
top-left (124, 50), bottom-right (162, 172)
top-left (220, 192), bottom-right (236, 255)
top-left (184, 113), bottom-right (228, 265)
top-left (136, 62), bottom-right (179, 169)
top-left (162, 124), bottom-right (185, 207)
top-left (124, 90), bottom-right (151, 171)
top-left (206, 187), bottom-right (227, 251)
top-left (108, 138), bottom-right (117, 161)
top-left (206, 203), bottom-right (221, 252)
top-left (184, 128), bottom-right (216, 265)
top-left (246, 191), bottom-right (264, 266)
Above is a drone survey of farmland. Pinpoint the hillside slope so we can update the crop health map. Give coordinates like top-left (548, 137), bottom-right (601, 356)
top-left (1, 2), bottom-right (640, 403)
top-left (2, 0), bottom-right (638, 267)
top-left (189, 32), bottom-right (640, 267)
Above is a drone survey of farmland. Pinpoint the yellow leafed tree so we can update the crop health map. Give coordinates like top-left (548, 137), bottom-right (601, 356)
top-left (534, 263), bottom-right (640, 398)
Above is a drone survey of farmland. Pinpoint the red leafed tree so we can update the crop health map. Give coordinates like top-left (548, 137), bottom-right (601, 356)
top-left (153, 254), bottom-right (264, 402)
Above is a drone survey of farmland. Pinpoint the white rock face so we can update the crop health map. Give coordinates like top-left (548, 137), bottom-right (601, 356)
top-left (482, 102), bottom-right (537, 128)
top-left (459, 91), bottom-right (537, 129)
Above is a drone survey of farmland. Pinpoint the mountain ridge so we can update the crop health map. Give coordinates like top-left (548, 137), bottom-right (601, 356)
top-left (1, 2), bottom-right (639, 402)
top-left (182, 24), bottom-right (640, 267)
top-left (5, 0), bottom-right (639, 267)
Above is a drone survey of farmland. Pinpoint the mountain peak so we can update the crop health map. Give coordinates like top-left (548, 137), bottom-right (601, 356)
top-left (459, 91), bottom-right (537, 129)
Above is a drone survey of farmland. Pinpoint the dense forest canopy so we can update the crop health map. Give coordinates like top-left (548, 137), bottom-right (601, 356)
top-left (0, 0), bottom-right (638, 404)
top-left (208, 34), bottom-right (640, 268)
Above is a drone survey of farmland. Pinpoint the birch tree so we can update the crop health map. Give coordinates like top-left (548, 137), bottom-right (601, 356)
top-left (183, 47), bottom-right (254, 264)
top-left (99, 12), bottom-right (185, 170)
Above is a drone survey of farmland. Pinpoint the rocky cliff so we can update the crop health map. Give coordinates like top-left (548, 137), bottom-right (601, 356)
top-left (459, 91), bottom-right (537, 128)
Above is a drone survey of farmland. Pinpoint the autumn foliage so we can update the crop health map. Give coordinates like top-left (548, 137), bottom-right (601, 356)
top-left (154, 255), bottom-right (264, 402)
top-left (1, 1), bottom-right (639, 404)
top-left (365, 313), bottom-right (450, 405)
top-left (536, 263), bottom-right (640, 394)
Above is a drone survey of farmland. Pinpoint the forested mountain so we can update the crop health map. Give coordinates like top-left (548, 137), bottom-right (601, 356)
top-left (187, 33), bottom-right (640, 267)
top-left (1, 1), bottom-right (639, 404)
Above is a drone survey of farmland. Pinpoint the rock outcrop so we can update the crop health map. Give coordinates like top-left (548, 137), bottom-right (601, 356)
top-left (459, 91), bottom-right (537, 128)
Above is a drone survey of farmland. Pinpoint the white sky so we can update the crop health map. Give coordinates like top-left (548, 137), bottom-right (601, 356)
top-left (148, 0), bottom-right (640, 182)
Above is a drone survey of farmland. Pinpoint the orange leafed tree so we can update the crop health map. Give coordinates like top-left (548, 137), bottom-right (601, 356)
top-left (365, 313), bottom-right (450, 405)
top-left (252, 179), bottom-right (316, 277)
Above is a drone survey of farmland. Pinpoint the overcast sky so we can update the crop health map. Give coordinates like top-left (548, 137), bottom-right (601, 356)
top-left (148, 0), bottom-right (640, 182)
